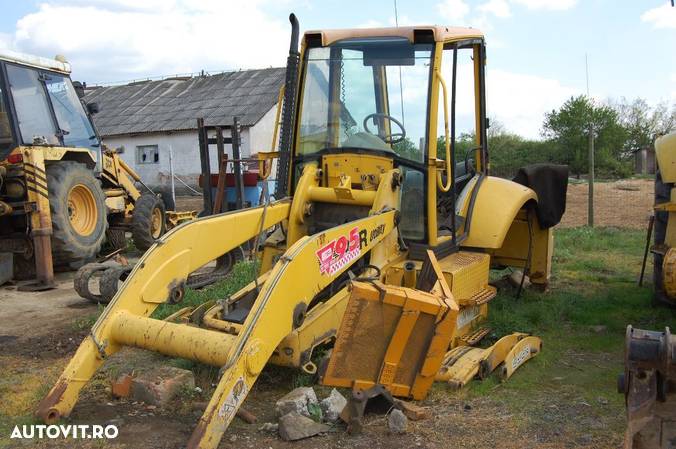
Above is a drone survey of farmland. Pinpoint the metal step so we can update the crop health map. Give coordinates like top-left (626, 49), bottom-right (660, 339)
top-left (459, 286), bottom-right (497, 306)
top-left (460, 327), bottom-right (491, 346)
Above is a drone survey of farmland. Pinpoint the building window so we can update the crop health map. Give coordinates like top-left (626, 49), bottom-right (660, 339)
top-left (137, 145), bottom-right (159, 164)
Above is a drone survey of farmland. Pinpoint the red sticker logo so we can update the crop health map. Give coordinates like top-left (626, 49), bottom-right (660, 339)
top-left (316, 227), bottom-right (362, 276)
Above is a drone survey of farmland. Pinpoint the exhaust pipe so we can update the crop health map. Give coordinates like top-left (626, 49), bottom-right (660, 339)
top-left (274, 13), bottom-right (300, 199)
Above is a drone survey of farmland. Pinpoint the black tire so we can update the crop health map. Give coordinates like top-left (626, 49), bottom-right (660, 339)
top-left (99, 266), bottom-right (132, 303)
top-left (155, 186), bottom-right (176, 211)
top-left (47, 162), bottom-right (107, 267)
top-left (132, 194), bottom-right (166, 251)
top-left (654, 169), bottom-right (670, 305)
top-left (74, 262), bottom-right (108, 303)
top-left (103, 229), bottom-right (127, 252)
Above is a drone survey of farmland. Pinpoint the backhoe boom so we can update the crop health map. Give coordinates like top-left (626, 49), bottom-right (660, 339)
top-left (36, 200), bottom-right (291, 422)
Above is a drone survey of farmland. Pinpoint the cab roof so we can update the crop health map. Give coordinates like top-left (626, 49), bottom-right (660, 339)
top-left (303, 25), bottom-right (484, 47)
top-left (0, 49), bottom-right (71, 75)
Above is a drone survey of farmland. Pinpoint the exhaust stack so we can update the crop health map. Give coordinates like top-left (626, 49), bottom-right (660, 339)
top-left (274, 13), bottom-right (300, 199)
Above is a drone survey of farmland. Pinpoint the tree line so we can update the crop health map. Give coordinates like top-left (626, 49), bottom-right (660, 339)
top-left (419, 96), bottom-right (676, 179)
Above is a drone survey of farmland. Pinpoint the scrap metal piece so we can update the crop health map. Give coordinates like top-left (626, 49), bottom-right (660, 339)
top-left (340, 384), bottom-right (398, 435)
top-left (435, 332), bottom-right (539, 389)
top-left (498, 335), bottom-right (542, 381)
top-left (620, 326), bottom-right (676, 449)
top-left (479, 332), bottom-right (529, 379)
top-left (435, 346), bottom-right (487, 390)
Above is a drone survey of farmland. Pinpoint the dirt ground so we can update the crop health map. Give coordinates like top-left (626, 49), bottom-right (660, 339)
top-left (0, 270), bottom-right (626, 449)
top-left (551, 178), bottom-right (652, 229)
top-left (175, 195), bottom-right (204, 213)
top-left (0, 277), bottom-right (532, 449)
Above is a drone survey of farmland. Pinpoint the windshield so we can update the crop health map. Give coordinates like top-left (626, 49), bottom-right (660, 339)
top-left (6, 63), bottom-right (98, 149)
top-left (297, 39), bottom-right (433, 164)
top-left (45, 74), bottom-right (99, 149)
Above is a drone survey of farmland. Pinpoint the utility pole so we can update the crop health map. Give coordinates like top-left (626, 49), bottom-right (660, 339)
top-left (586, 53), bottom-right (594, 227)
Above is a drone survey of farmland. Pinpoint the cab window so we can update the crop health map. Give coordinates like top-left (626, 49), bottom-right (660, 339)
top-left (6, 64), bottom-right (59, 146)
top-left (45, 74), bottom-right (98, 148)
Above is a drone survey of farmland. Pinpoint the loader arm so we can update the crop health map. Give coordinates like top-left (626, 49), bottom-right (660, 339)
top-left (100, 150), bottom-right (142, 201)
top-left (187, 210), bottom-right (398, 448)
top-left (36, 200), bottom-right (292, 422)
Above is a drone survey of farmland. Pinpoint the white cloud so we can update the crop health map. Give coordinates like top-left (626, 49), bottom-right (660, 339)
top-left (0, 33), bottom-right (11, 51)
top-left (8, 1), bottom-right (290, 83)
top-left (511, 0), bottom-right (577, 11)
top-left (437, 0), bottom-right (471, 22)
top-left (486, 68), bottom-right (579, 138)
top-left (641, 4), bottom-right (676, 30)
top-left (478, 0), bottom-right (511, 18)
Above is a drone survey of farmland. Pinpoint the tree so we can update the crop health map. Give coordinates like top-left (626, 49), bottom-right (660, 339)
top-left (613, 97), bottom-right (676, 154)
top-left (542, 95), bottom-right (628, 178)
top-left (392, 137), bottom-right (422, 161)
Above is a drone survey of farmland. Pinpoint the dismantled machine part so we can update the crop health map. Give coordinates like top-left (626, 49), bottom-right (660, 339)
top-left (619, 326), bottom-right (676, 449)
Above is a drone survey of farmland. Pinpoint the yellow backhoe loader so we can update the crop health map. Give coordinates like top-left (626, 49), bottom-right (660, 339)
top-left (37, 15), bottom-right (567, 448)
top-left (0, 50), bottom-right (193, 289)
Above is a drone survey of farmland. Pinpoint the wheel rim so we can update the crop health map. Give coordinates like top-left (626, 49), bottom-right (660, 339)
top-left (67, 184), bottom-right (97, 236)
top-left (150, 207), bottom-right (163, 239)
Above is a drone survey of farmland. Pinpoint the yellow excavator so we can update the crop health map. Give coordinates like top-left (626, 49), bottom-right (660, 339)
top-left (37, 15), bottom-right (567, 448)
top-left (0, 50), bottom-right (194, 289)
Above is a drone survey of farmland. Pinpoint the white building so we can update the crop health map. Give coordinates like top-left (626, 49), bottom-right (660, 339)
top-left (84, 68), bottom-right (285, 191)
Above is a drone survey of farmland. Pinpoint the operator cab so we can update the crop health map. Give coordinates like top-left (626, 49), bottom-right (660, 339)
top-left (0, 50), bottom-right (100, 162)
top-left (290, 26), bottom-right (488, 253)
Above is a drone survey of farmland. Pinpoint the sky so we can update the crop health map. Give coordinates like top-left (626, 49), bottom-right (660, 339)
top-left (0, 0), bottom-right (674, 139)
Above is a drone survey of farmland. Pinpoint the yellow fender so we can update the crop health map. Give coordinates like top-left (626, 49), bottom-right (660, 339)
top-left (461, 176), bottom-right (537, 249)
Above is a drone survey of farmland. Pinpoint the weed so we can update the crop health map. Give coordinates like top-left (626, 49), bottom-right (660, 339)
top-left (71, 304), bottom-right (105, 331)
top-left (152, 261), bottom-right (257, 320)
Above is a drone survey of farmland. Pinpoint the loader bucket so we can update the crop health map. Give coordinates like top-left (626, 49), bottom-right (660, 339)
top-left (321, 279), bottom-right (458, 400)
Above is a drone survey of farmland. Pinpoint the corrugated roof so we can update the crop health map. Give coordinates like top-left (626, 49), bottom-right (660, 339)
top-left (84, 67), bottom-right (285, 137)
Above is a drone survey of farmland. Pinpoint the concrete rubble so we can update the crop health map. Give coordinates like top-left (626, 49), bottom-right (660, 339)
top-left (278, 411), bottom-right (330, 441)
top-left (275, 386), bottom-right (319, 418)
top-left (387, 409), bottom-right (408, 434)
top-left (320, 388), bottom-right (347, 423)
top-left (111, 366), bottom-right (195, 407)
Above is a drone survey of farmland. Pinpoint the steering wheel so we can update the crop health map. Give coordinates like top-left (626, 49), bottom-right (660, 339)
top-left (363, 113), bottom-right (407, 144)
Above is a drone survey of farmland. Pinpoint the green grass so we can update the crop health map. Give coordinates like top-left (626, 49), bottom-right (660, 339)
top-left (455, 226), bottom-right (676, 443)
top-left (152, 261), bottom-right (257, 320)
top-left (488, 227), bottom-right (673, 339)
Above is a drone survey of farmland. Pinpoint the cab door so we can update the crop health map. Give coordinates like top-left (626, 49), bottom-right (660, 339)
top-left (432, 40), bottom-right (487, 248)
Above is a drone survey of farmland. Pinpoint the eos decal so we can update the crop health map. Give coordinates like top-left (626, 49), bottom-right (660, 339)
top-left (316, 227), bottom-right (368, 276)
